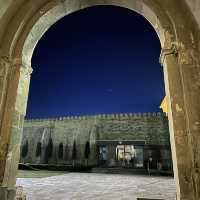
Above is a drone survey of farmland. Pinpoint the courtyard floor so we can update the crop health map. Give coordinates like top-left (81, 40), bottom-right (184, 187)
top-left (17, 171), bottom-right (176, 200)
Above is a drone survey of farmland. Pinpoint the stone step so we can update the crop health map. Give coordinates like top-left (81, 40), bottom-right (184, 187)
top-left (91, 167), bottom-right (148, 174)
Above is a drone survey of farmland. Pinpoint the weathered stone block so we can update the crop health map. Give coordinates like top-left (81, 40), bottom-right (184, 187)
top-left (0, 187), bottom-right (16, 200)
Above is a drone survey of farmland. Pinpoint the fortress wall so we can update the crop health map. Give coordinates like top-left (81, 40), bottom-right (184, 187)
top-left (21, 112), bottom-right (170, 166)
top-left (97, 113), bottom-right (170, 145)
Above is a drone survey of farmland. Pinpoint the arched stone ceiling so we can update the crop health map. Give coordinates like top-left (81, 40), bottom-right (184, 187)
top-left (21, 0), bottom-right (165, 67)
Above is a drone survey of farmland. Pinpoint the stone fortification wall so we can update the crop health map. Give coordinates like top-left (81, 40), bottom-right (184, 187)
top-left (21, 112), bottom-right (170, 166)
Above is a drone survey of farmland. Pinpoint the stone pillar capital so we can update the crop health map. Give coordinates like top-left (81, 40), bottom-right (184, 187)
top-left (159, 44), bottom-right (178, 66)
top-left (0, 56), bottom-right (33, 76)
top-left (11, 57), bottom-right (33, 76)
top-left (160, 42), bottom-right (199, 66)
top-left (0, 56), bottom-right (10, 64)
top-left (19, 65), bottom-right (33, 76)
top-left (0, 56), bottom-right (11, 78)
top-left (175, 43), bottom-right (198, 65)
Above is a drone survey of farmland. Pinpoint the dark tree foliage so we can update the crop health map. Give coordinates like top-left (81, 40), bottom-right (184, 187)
top-left (84, 141), bottom-right (90, 159)
top-left (45, 137), bottom-right (53, 163)
top-left (64, 144), bottom-right (69, 160)
top-left (155, 149), bottom-right (162, 162)
top-left (22, 140), bottom-right (29, 158)
top-left (58, 143), bottom-right (63, 159)
top-left (36, 142), bottom-right (42, 157)
top-left (72, 140), bottom-right (77, 160)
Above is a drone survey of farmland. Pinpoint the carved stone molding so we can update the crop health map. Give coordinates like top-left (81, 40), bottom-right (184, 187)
top-left (171, 42), bottom-right (191, 65)
top-left (163, 29), bottom-right (174, 49)
top-left (170, 41), bottom-right (200, 67)
top-left (0, 57), bottom-right (11, 124)
top-left (12, 58), bottom-right (33, 77)
top-left (0, 57), bottom-right (10, 84)
top-left (160, 40), bottom-right (200, 69)
top-left (177, 45), bottom-right (200, 66)
top-left (0, 57), bottom-right (10, 75)
top-left (159, 44), bottom-right (178, 66)
top-left (0, 57), bottom-right (32, 117)
top-left (19, 66), bottom-right (33, 77)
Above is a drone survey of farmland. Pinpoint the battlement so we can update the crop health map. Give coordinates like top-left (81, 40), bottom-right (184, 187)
top-left (25, 112), bottom-right (166, 123)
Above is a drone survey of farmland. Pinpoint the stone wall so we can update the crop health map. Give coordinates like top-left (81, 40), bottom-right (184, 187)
top-left (20, 112), bottom-right (170, 167)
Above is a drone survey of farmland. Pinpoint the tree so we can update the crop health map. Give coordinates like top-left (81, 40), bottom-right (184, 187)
top-left (64, 144), bottom-right (69, 160)
top-left (72, 140), bottom-right (77, 167)
top-left (36, 142), bottom-right (42, 157)
top-left (84, 141), bottom-right (90, 166)
top-left (45, 138), bottom-right (53, 164)
top-left (58, 143), bottom-right (63, 159)
top-left (22, 140), bottom-right (29, 160)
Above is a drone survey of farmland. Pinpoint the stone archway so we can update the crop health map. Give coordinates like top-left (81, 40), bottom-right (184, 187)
top-left (0, 1), bottom-right (200, 200)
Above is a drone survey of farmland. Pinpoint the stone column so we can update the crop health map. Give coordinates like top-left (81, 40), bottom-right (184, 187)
top-left (176, 44), bottom-right (200, 200)
top-left (160, 43), bottom-right (200, 200)
top-left (0, 57), bottom-right (32, 200)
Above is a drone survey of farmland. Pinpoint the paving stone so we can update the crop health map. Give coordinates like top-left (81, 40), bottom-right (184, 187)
top-left (17, 173), bottom-right (176, 200)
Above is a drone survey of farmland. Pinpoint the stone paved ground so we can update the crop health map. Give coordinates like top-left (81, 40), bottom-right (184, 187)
top-left (17, 173), bottom-right (176, 200)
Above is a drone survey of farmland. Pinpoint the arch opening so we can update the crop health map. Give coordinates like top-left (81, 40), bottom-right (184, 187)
top-left (20, 1), bottom-right (166, 68)
top-left (2, 1), bottom-right (200, 200)
top-left (18, 3), bottom-right (175, 199)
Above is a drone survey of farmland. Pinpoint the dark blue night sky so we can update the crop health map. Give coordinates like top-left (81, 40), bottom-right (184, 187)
top-left (27, 5), bottom-right (164, 119)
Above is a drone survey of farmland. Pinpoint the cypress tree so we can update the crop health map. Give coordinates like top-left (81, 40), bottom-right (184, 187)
top-left (58, 143), bottom-right (64, 159)
top-left (45, 137), bottom-right (53, 164)
top-left (22, 140), bottom-right (29, 159)
top-left (72, 140), bottom-right (77, 167)
top-left (36, 142), bottom-right (42, 157)
top-left (64, 144), bottom-right (69, 160)
top-left (84, 141), bottom-right (90, 166)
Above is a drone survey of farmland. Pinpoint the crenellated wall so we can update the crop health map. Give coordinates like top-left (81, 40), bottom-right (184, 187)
top-left (20, 112), bottom-right (170, 167)
top-left (25, 112), bottom-right (165, 122)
